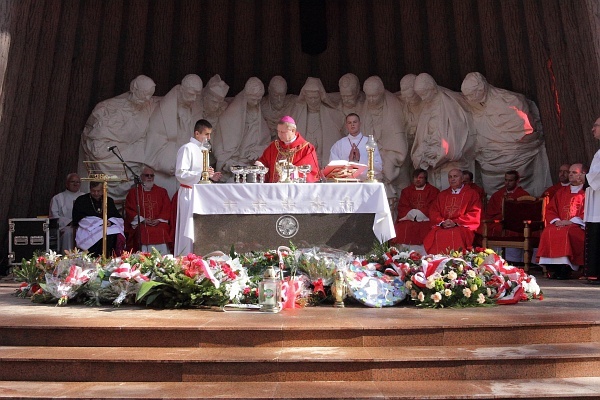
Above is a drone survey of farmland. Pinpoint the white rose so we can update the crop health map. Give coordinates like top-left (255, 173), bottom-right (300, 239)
top-left (444, 288), bottom-right (452, 297)
top-left (463, 288), bottom-right (472, 298)
top-left (477, 293), bottom-right (486, 304)
top-left (431, 292), bottom-right (442, 303)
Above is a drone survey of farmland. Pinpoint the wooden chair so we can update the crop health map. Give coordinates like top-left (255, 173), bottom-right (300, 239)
top-left (482, 195), bottom-right (547, 271)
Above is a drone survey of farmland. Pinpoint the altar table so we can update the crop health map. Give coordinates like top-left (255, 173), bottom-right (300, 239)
top-left (190, 182), bottom-right (395, 254)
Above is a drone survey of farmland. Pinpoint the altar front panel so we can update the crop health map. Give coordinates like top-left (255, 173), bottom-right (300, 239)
top-left (190, 183), bottom-right (395, 254)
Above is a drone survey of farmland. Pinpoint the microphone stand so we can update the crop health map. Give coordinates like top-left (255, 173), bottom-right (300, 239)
top-left (109, 147), bottom-right (143, 252)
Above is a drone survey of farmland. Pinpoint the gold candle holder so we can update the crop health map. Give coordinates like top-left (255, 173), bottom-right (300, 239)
top-left (199, 145), bottom-right (212, 184)
top-left (332, 269), bottom-right (346, 308)
top-left (365, 134), bottom-right (377, 183)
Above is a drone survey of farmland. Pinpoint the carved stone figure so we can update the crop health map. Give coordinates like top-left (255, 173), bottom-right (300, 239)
top-left (332, 73), bottom-right (365, 116)
top-left (213, 77), bottom-right (271, 181)
top-left (201, 74), bottom-right (230, 129)
top-left (80, 75), bottom-right (158, 202)
top-left (290, 77), bottom-right (345, 167)
top-left (261, 76), bottom-right (297, 141)
top-left (396, 73), bottom-right (424, 182)
top-left (411, 73), bottom-right (476, 191)
top-left (145, 74), bottom-right (204, 197)
top-left (360, 76), bottom-right (409, 198)
top-left (396, 74), bottom-right (423, 152)
top-left (200, 75), bottom-right (230, 170)
top-left (461, 72), bottom-right (552, 196)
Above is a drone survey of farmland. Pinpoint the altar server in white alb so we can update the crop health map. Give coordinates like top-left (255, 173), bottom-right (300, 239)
top-left (174, 119), bottom-right (222, 256)
top-left (49, 173), bottom-right (85, 252)
top-left (584, 117), bottom-right (600, 283)
top-left (328, 113), bottom-right (383, 180)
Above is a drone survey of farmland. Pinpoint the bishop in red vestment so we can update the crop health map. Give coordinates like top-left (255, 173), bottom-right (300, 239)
top-left (482, 170), bottom-right (530, 236)
top-left (537, 163), bottom-right (586, 270)
top-left (256, 116), bottom-right (320, 183)
top-left (125, 167), bottom-right (172, 253)
top-left (391, 168), bottom-right (439, 246)
top-left (423, 169), bottom-right (482, 254)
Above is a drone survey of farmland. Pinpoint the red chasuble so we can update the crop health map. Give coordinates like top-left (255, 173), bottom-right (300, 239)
top-left (536, 186), bottom-right (586, 266)
top-left (543, 182), bottom-right (567, 200)
top-left (125, 185), bottom-right (172, 251)
top-left (391, 183), bottom-right (440, 245)
top-left (482, 186), bottom-right (530, 236)
top-left (423, 186), bottom-right (482, 254)
top-left (257, 133), bottom-right (320, 183)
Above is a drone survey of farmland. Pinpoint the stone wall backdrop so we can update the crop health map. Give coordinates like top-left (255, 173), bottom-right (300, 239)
top-left (0, 0), bottom-right (599, 271)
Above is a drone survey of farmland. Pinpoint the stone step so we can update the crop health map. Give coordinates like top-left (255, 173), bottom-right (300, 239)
top-left (1, 322), bottom-right (597, 348)
top-left (1, 343), bottom-right (599, 382)
top-left (1, 378), bottom-right (600, 399)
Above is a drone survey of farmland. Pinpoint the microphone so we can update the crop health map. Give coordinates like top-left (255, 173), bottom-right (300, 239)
top-left (107, 146), bottom-right (117, 151)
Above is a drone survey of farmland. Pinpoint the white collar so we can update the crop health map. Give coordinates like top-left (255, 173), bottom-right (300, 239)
top-left (190, 137), bottom-right (203, 148)
top-left (451, 185), bottom-right (464, 194)
top-left (570, 184), bottom-right (583, 193)
top-left (347, 132), bottom-right (364, 143)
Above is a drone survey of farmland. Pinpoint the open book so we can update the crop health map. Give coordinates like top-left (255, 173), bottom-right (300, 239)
top-left (322, 160), bottom-right (368, 180)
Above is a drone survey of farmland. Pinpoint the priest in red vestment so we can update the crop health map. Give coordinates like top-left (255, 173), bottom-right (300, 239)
top-left (482, 170), bottom-right (530, 236)
top-left (125, 166), bottom-right (172, 254)
top-left (390, 168), bottom-right (439, 248)
top-left (537, 163), bottom-right (586, 279)
top-left (542, 163), bottom-right (571, 200)
top-left (423, 168), bottom-right (482, 254)
top-left (462, 170), bottom-right (486, 204)
top-left (255, 116), bottom-right (320, 183)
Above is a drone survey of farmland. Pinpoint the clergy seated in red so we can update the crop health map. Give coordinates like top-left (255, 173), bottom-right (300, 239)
top-left (125, 166), bottom-right (172, 254)
top-left (481, 170), bottom-right (530, 236)
top-left (390, 168), bottom-right (439, 250)
top-left (542, 163), bottom-right (571, 200)
top-left (423, 168), bottom-right (482, 255)
top-left (255, 116), bottom-right (320, 183)
top-left (537, 163), bottom-right (587, 279)
top-left (462, 170), bottom-right (486, 204)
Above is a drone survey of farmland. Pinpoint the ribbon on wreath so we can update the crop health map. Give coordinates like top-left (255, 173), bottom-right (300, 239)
top-left (480, 254), bottom-right (527, 304)
top-left (411, 257), bottom-right (451, 288)
top-left (281, 278), bottom-right (300, 309)
top-left (110, 263), bottom-right (150, 283)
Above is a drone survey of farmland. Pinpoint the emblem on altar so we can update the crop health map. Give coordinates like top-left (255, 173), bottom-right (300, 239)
top-left (276, 215), bottom-right (299, 238)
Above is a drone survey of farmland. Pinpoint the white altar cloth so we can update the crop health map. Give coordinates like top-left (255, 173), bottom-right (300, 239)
top-left (190, 182), bottom-right (396, 243)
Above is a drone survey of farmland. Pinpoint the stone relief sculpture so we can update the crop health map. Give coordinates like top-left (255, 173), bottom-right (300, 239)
top-left (261, 76), bottom-right (297, 141)
top-left (213, 77), bottom-right (271, 181)
top-left (411, 73), bottom-right (476, 191)
top-left (80, 75), bottom-right (158, 202)
top-left (360, 76), bottom-right (410, 198)
top-left (290, 77), bottom-right (345, 167)
top-left (331, 73), bottom-right (366, 116)
top-left (79, 71), bottom-right (553, 201)
top-left (144, 74), bottom-right (204, 197)
top-left (461, 72), bottom-right (552, 197)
